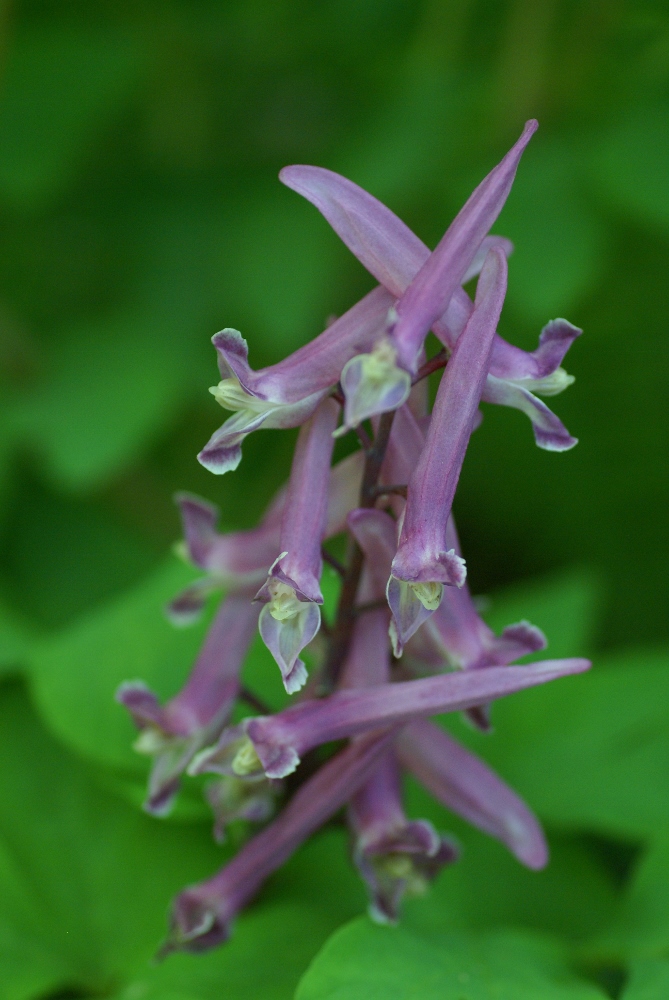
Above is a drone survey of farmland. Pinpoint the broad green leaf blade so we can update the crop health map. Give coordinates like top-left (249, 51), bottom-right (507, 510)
top-left (496, 140), bottom-right (607, 323)
top-left (0, 26), bottom-right (143, 209)
top-left (591, 103), bottom-right (669, 233)
top-left (0, 679), bottom-right (367, 1000)
top-left (453, 646), bottom-right (669, 840)
top-left (29, 557), bottom-right (209, 773)
top-left (622, 960), bottom-right (669, 1000)
top-left (398, 813), bottom-right (619, 945)
top-left (0, 598), bottom-right (34, 677)
top-left (588, 840), bottom-right (669, 961)
top-left (295, 922), bottom-right (607, 1000)
top-left (9, 307), bottom-right (206, 491)
top-left (0, 679), bottom-right (225, 995)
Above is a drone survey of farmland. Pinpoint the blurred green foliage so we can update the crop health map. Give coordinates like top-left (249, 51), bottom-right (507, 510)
top-left (0, 0), bottom-right (668, 998)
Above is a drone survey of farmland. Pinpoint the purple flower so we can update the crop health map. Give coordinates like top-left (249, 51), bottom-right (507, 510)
top-left (192, 657), bottom-right (589, 781)
top-left (337, 596), bottom-right (456, 923)
top-left (397, 719), bottom-right (548, 869)
top-left (388, 247), bottom-right (508, 651)
top-left (281, 127), bottom-right (580, 448)
top-left (161, 729), bottom-right (393, 954)
top-left (116, 593), bottom-right (259, 815)
top-left (168, 447), bottom-right (363, 625)
top-left (197, 286), bottom-right (393, 473)
top-left (281, 122), bottom-right (535, 430)
top-left (256, 398), bottom-right (339, 694)
top-left (348, 749), bottom-right (458, 924)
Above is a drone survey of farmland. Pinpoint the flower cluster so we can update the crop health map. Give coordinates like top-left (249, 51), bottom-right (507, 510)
top-left (118, 120), bottom-right (589, 954)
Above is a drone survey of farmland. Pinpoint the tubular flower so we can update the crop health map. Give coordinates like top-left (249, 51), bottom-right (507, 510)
top-left (389, 247), bottom-right (508, 650)
top-left (116, 593), bottom-right (259, 815)
top-left (348, 749), bottom-right (458, 924)
top-left (256, 397), bottom-right (339, 693)
top-left (162, 730), bottom-right (393, 954)
top-left (204, 775), bottom-right (280, 845)
top-left (421, 515), bottom-right (546, 731)
top-left (192, 658), bottom-right (589, 781)
top-left (120, 123), bottom-right (590, 954)
top-left (281, 131), bottom-right (580, 448)
top-left (168, 448), bottom-right (363, 624)
top-left (198, 287), bottom-right (393, 473)
top-left (338, 613), bottom-right (458, 924)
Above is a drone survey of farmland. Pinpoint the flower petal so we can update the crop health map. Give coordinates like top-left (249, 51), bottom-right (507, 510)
top-left (482, 376), bottom-right (578, 451)
top-left (397, 719), bottom-right (548, 869)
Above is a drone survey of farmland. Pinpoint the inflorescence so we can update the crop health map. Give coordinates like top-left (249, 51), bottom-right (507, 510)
top-left (117, 119), bottom-right (589, 955)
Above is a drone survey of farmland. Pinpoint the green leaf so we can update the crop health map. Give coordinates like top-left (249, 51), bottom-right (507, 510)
top-left (495, 139), bottom-right (607, 323)
top-left (452, 646), bottom-right (669, 841)
top-left (591, 103), bottom-right (669, 233)
top-left (0, 26), bottom-right (143, 209)
top-left (398, 814), bottom-right (619, 946)
top-left (9, 306), bottom-right (206, 491)
top-left (0, 678), bottom-right (367, 1000)
top-left (29, 557), bottom-right (210, 774)
top-left (110, 830), bottom-right (365, 1000)
top-left (0, 678), bottom-right (225, 997)
top-left (622, 960), bottom-right (669, 1000)
top-left (0, 598), bottom-right (34, 677)
top-left (589, 840), bottom-right (669, 961)
top-left (483, 567), bottom-right (602, 660)
top-left (295, 921), bottom-right (607, 1000)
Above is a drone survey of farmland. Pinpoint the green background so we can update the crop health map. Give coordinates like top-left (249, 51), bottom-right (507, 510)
top-left (0, 2), bottom-right (667, 998)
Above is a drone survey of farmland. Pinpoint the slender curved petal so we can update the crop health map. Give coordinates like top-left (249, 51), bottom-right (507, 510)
top-left (397, 719), bottom-right (548, 869)
top-left (281, 141), bottom-right (580, 447)
top-left (193, 658), bottom-right (589, 780)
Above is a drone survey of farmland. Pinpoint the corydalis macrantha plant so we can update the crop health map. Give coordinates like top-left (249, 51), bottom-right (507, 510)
top-left (118, 120), bottom-right (591, 954)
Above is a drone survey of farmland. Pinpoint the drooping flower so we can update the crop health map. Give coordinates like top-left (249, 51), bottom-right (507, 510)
top-left (348, 749), bottom-right (458, 924)
top-left (192, 657), bottom-right (589, 781)
top-left (281, 129), bottom-right (580, 448)
top-left (162, 729), bottom-right (393, 954)
top-left (397, 718), bottom-right (548, 869)
top-left (116, 592), bottom-right (259, 815)
top-left (256, 397), bottom-right (339, 694)
top-left (197, 286), bottom-right (393, 473)
top-left (168, 447), bottom-right (363, 624)
top-left (388, 247), bottom-right (508, 649)
top-left (337, 579), bottom-right (456, 922)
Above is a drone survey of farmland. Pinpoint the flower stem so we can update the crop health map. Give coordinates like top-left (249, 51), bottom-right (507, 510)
top-left (318, 411), bottom-right (396, 693)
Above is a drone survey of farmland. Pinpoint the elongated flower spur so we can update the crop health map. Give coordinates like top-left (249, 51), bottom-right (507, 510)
top-left (119, 120), bottom-right (591, 954)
